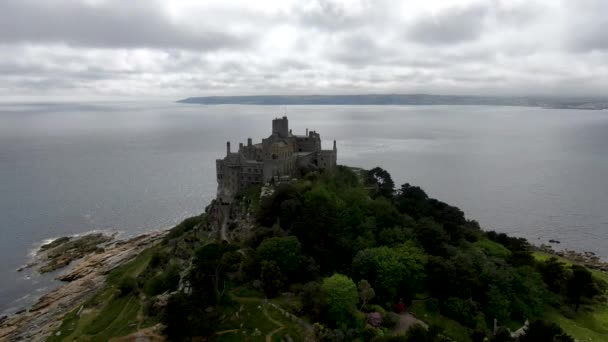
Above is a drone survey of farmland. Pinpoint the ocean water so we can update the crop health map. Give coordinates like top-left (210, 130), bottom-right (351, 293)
top-left (1, 101), bottom-right (607, 313)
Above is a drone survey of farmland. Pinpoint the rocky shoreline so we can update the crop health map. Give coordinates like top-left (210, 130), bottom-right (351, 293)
top-left (17, 232), bottom-right (116, 274)
top-left (536, 244), bottom-right (608, 272)
top-left (0, 230), bottom-right (168, 342)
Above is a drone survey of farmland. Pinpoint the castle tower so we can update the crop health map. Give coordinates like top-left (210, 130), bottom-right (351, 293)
top-left (272, 116), bottom-right (289, 138)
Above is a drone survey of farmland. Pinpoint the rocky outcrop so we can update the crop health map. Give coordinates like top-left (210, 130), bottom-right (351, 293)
top-left (0, 230), bottom-right (167, 342)
top-left (38, 233), bottom-right (115, 273)
top-left (17, 233), bottom-right (116, 274)
top-left (205, 197), bottom-right (256, 244)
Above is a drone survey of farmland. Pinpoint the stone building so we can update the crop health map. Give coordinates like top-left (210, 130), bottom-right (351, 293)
top-left (216, 116), bottom-right (337, 203)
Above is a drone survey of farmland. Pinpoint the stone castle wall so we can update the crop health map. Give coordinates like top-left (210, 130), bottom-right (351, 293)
top-left (216, 116), bottom-right (336, 203)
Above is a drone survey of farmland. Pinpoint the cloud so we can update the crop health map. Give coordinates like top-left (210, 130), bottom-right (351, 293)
top-left (0, 0), bottom-right (607, 98)
top-left (0, 0), bottom-right (251, 51)
top-left (563, 0), bottom-right (608, 52)
top-left (406, 3), bottom-right (489, 45)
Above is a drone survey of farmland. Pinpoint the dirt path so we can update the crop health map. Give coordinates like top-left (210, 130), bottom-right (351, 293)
top-left (392, 312), bottom-right (428, 336)
top-left (262, 306), bottom-right (284, 342)
top-left (229, 295), bottom-right (286, 341)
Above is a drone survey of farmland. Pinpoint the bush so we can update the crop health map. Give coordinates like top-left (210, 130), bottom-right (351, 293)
top-left (425, 298), bottom-right (440, 313)
top-left (362, 304), bottom-right (387, 314)
top-left (381, 312), bottom-right (400, 329)
top-left (440, 297), bottom-right (478, 328)
top-left (404, 323), bottom-right (429, 341)
top-left (149, 251), bottom-right (168, 269)
top-left (118, 276), bottom-right (138, 296)
top-left (164, 214), bottom-right (206, 242)
top-left (144, 264), bottom-right (181, 296)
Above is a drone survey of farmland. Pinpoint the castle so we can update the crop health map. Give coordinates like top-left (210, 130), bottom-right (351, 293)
top-left (216, 116), bottom-right (337, 203)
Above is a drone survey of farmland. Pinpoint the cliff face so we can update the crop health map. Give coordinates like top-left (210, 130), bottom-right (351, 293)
top-left (205, 194), bottom-right (258, 243)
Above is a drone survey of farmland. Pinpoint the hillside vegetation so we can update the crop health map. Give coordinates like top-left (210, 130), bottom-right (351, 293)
top-left (51, 166), bottom-right (607, 341)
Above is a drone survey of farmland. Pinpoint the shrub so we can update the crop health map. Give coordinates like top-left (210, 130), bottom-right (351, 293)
top-left (440, 297), bottom-right (478, 328)
top-left (425, 298), bottom-right (440, 313)
top-left (144, 264), bottom-right (181, 296)
top-left (118, 276), bottom-right (137, 296)
top-left (381, 312), bottom-right (400, 329)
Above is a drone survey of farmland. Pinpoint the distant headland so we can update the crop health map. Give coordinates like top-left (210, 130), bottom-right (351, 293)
top-left (177, 94), bottom-right (608, 110)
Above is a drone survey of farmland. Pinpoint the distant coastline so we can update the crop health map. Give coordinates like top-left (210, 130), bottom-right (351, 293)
top-left (177, 94), bottom-right (608, 110)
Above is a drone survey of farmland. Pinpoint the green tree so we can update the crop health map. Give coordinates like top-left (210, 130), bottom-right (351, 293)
top-left (538, 257), bottom-right (567, 293)
top-left (257, 183), bottom-right (302, 227)
top-left (257, 235), bottom-right (302, 276)
top-left (261, 260), bottom-right (285, 297)
top-left (300, 281), bottom-right (323, 320)
top-left (566, 265), bottom-right (596, 311)
top-left (486, 285), bottom-right (510, 323)
top-left (394, 183), bottom-right (429, 220)
top-left (357, 279), bottom-right (375, 309)
top-left (352, 247), bottom-right (404, 301)
top-left (367, 167), bottom-right (395, 199)
top-left (321, 274), bottom-right (358, 326)
top-left (188, 243), bottom-right (236, 304)
top-left (414, 218), bottom-right (449, 256)
top-left (352, 242), bottom-right (426, 301)
top-left (377, 226), bottom-right (414, 246)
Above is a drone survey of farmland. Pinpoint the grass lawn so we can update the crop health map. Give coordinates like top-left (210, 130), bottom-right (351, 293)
top-left (265, 304), bottom-right (305, 341)
top-left (105, 245), bottom-right (159, 286)
top-left (49, 245), bottom-right (158, 341)
top-left (545, 305), bottom-right (608, 342)
top-left (48, 290), bottom-right (142, 342)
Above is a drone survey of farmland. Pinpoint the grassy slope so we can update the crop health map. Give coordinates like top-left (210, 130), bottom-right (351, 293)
top-left (533, 251), bottom-right (608, 284)
top-left (48, 246), bottom-right (158, 342)
top-left (410, 300), bottom-right (473, 342)
top-left (532, 251), bottom-right (608, 341)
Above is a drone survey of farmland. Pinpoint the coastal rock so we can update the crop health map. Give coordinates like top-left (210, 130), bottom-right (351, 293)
top-left (36, 233), bottom-right (115, 274)
top-left (40, 236), bottom-right (71, 251)
top-left (0, 230), bottom-right (167, 342)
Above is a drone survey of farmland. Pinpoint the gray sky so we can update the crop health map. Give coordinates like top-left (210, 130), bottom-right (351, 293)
top-left (1, 0), bottom-right (607, 98)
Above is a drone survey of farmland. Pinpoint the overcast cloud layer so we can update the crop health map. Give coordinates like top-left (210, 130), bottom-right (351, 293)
top-left (1, 0), bottom-right (607, 98)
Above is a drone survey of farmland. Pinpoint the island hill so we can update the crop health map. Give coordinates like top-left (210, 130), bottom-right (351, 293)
top-left (2, 119), bottom-right (608, 342)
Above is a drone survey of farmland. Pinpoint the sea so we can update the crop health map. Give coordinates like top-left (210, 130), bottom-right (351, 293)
top-left (1, 101), bottom-right (607, 314)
